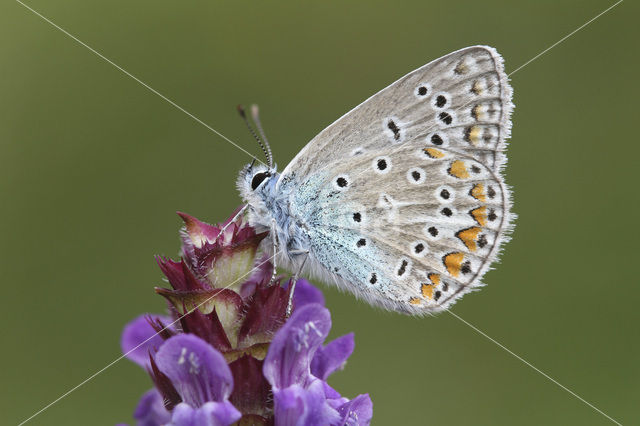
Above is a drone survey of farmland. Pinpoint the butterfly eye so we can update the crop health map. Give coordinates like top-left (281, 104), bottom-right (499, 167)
top-left (251, 172), bottom-right (270, 190)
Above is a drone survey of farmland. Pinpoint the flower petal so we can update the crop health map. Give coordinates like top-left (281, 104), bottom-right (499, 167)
top-left (310, 333), bottom-right (354, 381)
top-left (155, 334), bottom-right (233, 407)
top-left (133, 389), bottom-right (171, 426)
top-left (273, 381), bottom-right (340, 426)
top-left (263, 304), bottom-right (331, 389)
top-left (121, 314), bottom-right (172, 368)
top-left (170, 401), bottom-right (241, 426)
top-left (272, 386), bottom-right (304, 426)
top-left (336, 394), bottom-right (373, 426)
top-left (291, 279), bottom-right (325, 308)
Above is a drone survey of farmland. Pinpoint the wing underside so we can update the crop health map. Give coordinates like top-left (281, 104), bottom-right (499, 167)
top-left (281, 46), bottom-right (514, 313)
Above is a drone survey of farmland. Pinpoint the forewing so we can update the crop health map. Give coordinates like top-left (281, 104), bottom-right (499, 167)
top-left (279, 45), bottom-right (513, 187)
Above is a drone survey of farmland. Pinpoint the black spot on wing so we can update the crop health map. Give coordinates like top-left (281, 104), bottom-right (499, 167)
top-left (387, 120), bottom-right (401, 141)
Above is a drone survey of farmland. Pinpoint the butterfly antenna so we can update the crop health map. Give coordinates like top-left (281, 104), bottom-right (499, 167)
top-left (251, 104), bottom-right (273, 168)
top-left (237, 104), bottom-right (271, 168)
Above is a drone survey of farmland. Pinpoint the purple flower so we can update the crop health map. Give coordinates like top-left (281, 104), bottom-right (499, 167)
top-left (132, 390), bottom-right (170, 426)
top-left (121, 314), bottom-right (174, 368)
top-left (264, 304), bottom-right (372, 426)
top-left (156, 334), bottom-right (241, 425)
top-left (120, 210), bottom-right (372, 425)
top-left (311, 333), bottom-right (355, 382)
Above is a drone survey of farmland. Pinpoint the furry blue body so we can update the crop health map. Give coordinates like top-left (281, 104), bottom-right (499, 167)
top-left (239, 166), bottom-right (311, 264)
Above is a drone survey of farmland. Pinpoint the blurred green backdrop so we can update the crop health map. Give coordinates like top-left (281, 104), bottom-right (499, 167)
top-left (1, 0), bottom-right (637, 425)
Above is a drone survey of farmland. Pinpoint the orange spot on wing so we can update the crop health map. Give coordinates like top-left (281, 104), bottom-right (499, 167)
top-left (428, 273), bottom-right (441, 286)
top-left (470, 206), bottom-right (487, 226)
top-left (471, 81), bottom-right (482, 95)
top-left (424, 148), bottom-right (445, 158)
top-left (456, 227), bottom-right (482, 251)
top-left (468, 126), bottom-right (482, 145)
top-left (455, 61), bottom-right (469, 75)
top-left (472, 104), bottom-right (483, 120)
top-left (409, 297), bottom-right (422, 305)
top-left (449, 160), bottom-right (470, 179)
top-left (421, 284), bottom-right (434, 300)
top-left (443, 252), bottom-right (465, 277)
top-left (470, 183), bottom-right (486, 202)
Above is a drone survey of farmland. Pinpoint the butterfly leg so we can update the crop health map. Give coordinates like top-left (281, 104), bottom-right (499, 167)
top-left (213, 204), bottom-right (248, 241)
top-left (286, 250), bottom-right (310, 316)
top-left (269, 218), bottom-right (279, 285)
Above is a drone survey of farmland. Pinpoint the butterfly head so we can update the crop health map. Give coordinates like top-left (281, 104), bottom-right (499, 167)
top-left (237, 161), bottom-right (279, 212)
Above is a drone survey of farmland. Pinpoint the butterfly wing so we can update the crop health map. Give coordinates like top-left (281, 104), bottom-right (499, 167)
top-left (281, 46), bottom-right (513, 313)
top-left (279, 45), bottom-right (513, 182)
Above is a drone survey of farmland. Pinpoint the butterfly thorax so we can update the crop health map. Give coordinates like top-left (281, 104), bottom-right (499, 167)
top-left (238, 164), bottom-right (311, 262)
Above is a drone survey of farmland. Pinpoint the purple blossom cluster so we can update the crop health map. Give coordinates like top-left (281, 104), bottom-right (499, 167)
top-left (120, 210), bottom-right (372, 425)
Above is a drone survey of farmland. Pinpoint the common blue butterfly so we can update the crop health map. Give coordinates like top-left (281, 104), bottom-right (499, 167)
top-left (238, 46), bottom-right (513, 314)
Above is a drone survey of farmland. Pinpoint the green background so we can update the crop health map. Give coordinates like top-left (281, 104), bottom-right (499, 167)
top-left (1, 1), bottom-right (637, 424)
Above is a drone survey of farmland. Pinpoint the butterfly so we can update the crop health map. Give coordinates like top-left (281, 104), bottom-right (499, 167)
top-left (237, 46), bottom-right (513, 314)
